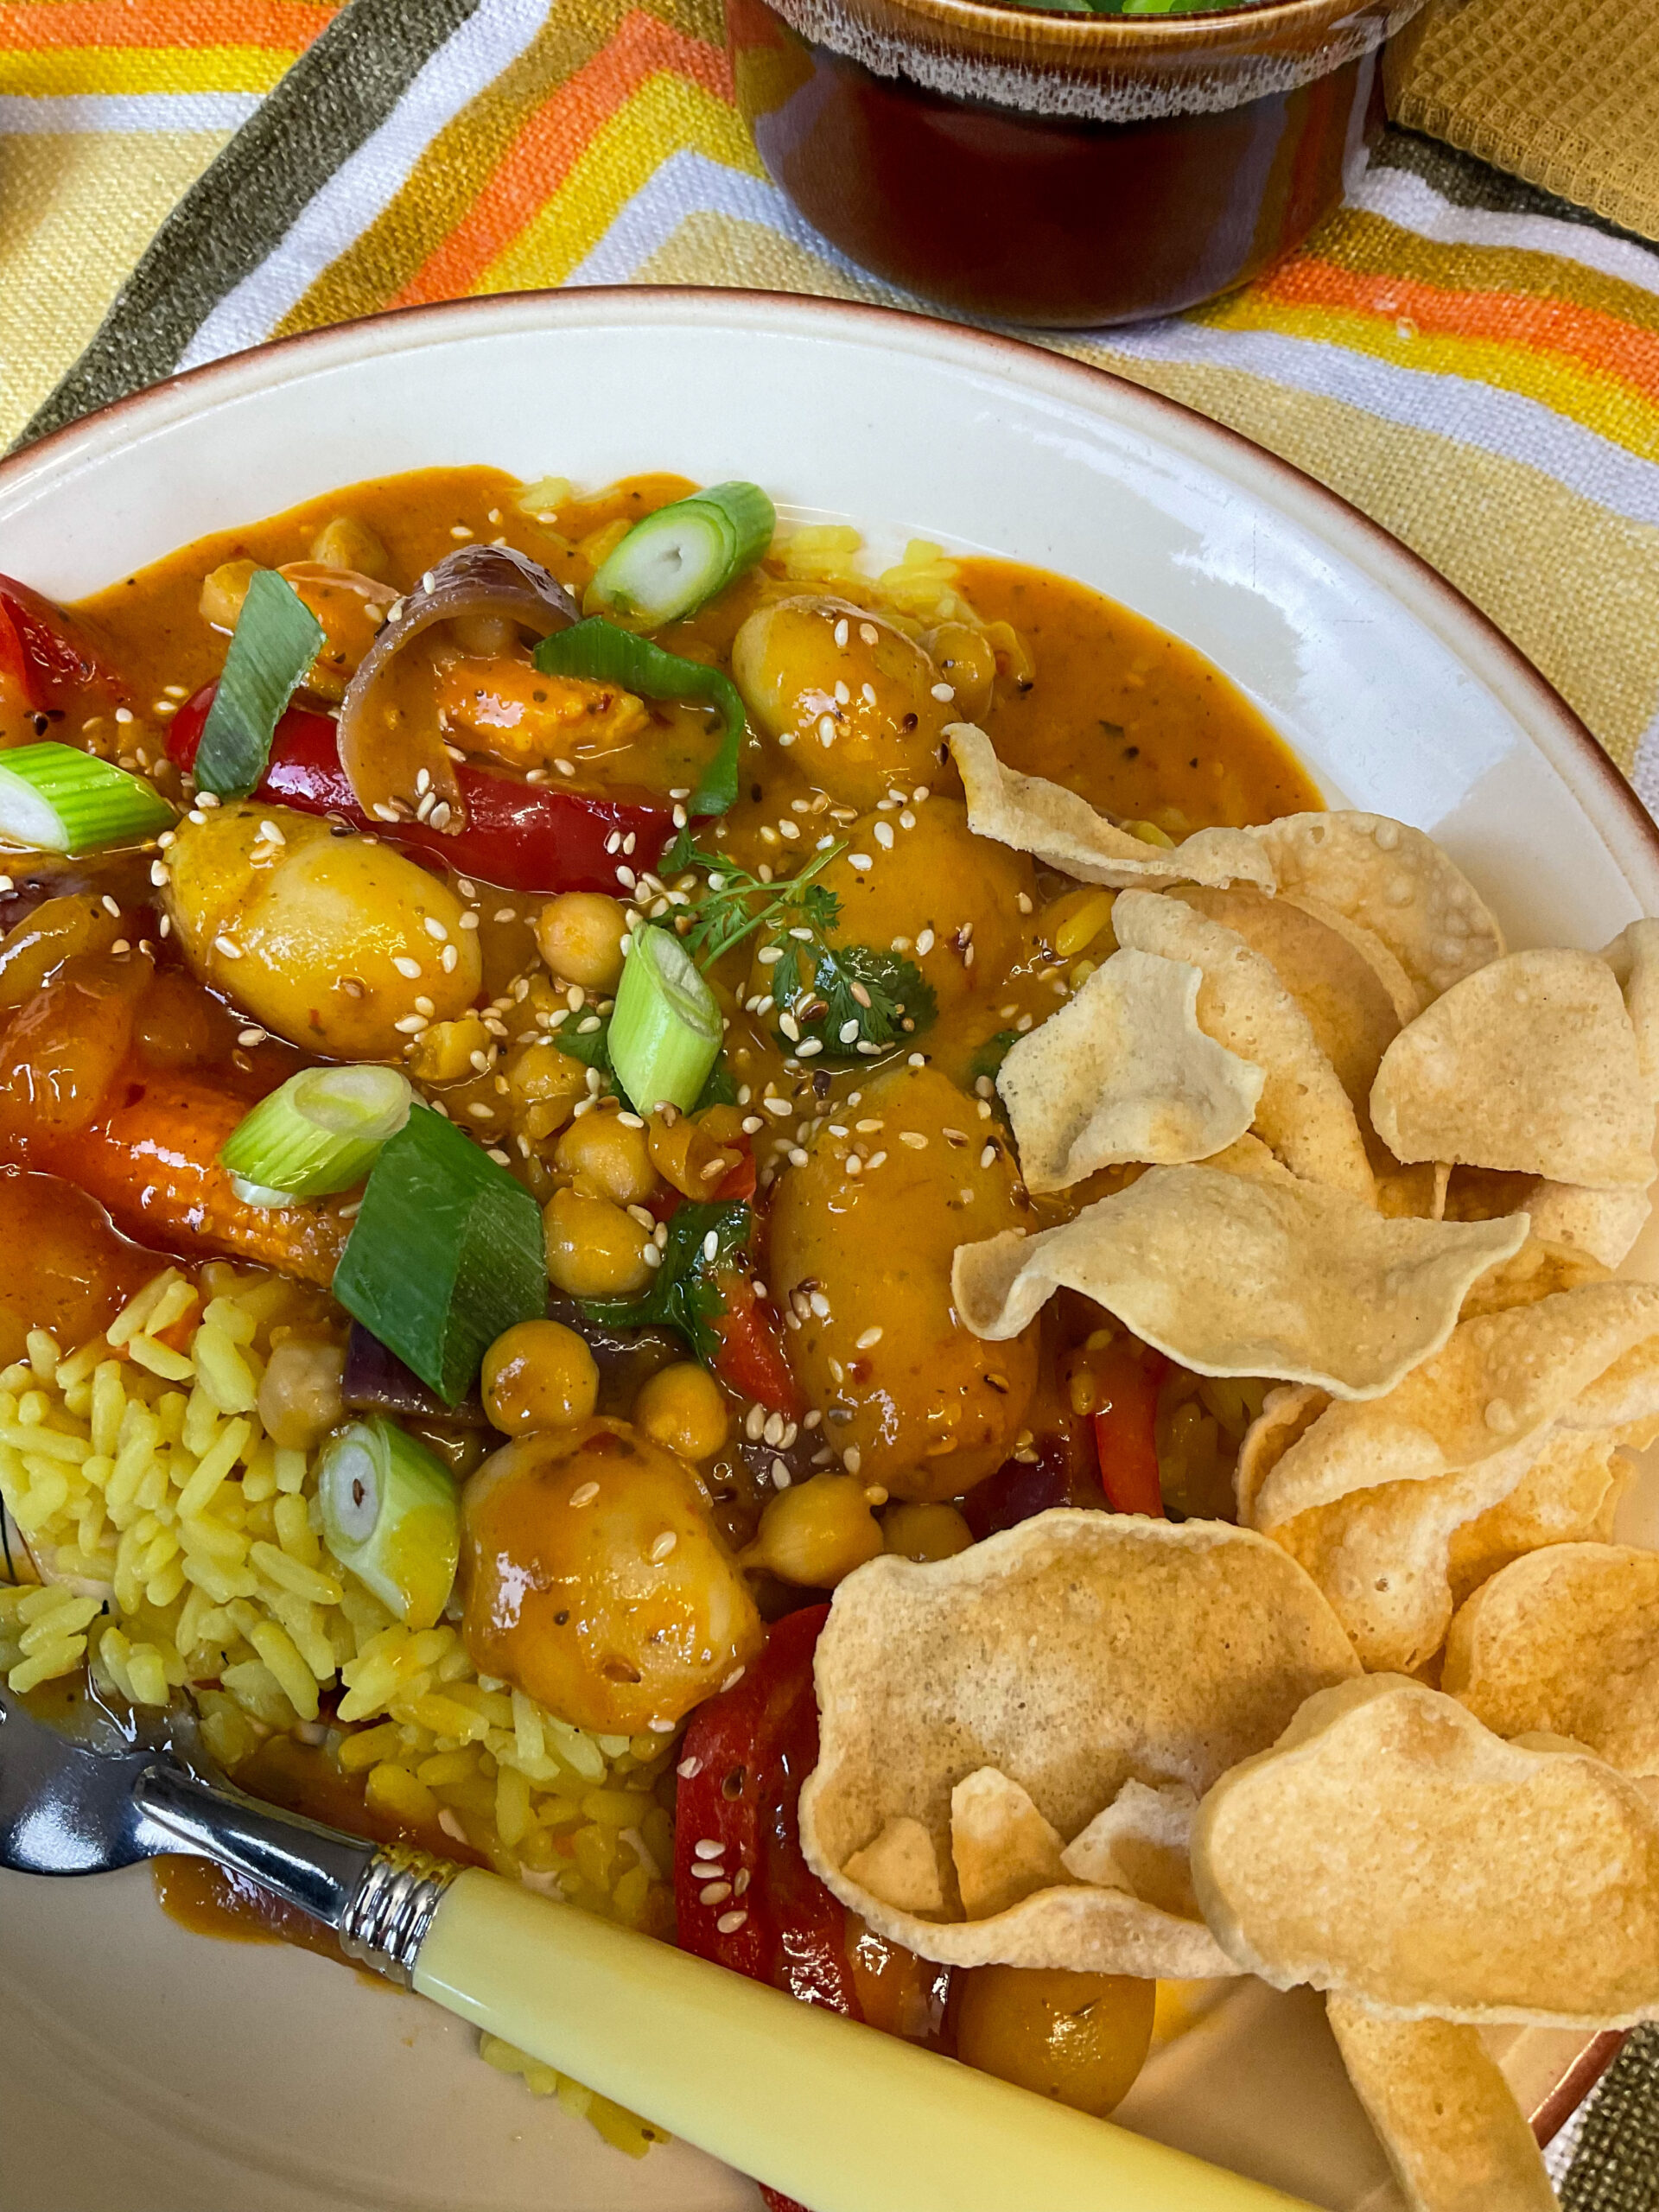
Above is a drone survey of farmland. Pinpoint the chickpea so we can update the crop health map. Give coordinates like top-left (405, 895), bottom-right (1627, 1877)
top-left (504, 1039), bottom-right (588, 1143)
top-left (955, 1967), bottom-right (1154, 2118)
top-left (634, 1362), bottom-right (728, 1461)
top-left (925, 622), bottom-right (997, 721)
top-left (646, 1107), bottom-right (741, 1198)
top-left (535, 893), bottom-right (627, 992)
top-left (308, 515), bottom-right (391, 580)
top-left (554, 1109), bottom-right (658, 1206)
top-left (406, 1013), bottom-right (493, 1085)
top-left (742, 1476), bottom-right (884, 1589)
top-left (461, 1417), bottom-right (764, 1733)
top-left (881, 1501), bottom-right (973, 1563)
top-left (543, 1185), bottom-right (653, 1299)
top-left (257, 1338), bottom-right (346, 1452)
top-left (483, 1319), bottom-right (599, 1434)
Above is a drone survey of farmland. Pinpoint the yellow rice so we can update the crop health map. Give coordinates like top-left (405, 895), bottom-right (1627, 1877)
top-left (0, 1260), bottom-right (676, 2151)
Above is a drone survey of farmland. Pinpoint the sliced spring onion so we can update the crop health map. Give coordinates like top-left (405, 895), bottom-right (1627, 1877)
top-left (333, 1103), bottom-right (545, 1404)
top-left (535, 617), bottom-right (745, 817)
top-left (610, 922), bottom-right (722, 1116)
top-left (317, 1415), bottom-right (460, 1629)
top-left (589, 481), bottom-right (775, 626)
top-left (0, 742), bottom-right (174, 854)
top-left (219, 1065), bottom-right (413, 1205)
top-left (194, 569), bottom-right (324, 799)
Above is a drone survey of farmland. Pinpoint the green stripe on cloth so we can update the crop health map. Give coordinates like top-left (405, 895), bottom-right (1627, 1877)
top-left (17, 0), bottom-right (481, 447)
top-left (1375, 128), bottom-right (1659, 251)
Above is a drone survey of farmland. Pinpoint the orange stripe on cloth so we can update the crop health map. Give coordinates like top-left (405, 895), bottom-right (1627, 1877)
top-left (1252, 257), bottom-right (1659, 413)
top-left (0, 1), bottom-right (336, 53)
top-left (389, 7), bottom-right (732, 308)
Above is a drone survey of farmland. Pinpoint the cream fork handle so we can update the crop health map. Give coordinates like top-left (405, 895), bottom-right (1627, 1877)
top-left (414, 1868), bottom-right (1311, 2212)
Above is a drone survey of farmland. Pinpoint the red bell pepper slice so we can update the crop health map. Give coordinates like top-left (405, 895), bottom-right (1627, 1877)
top-left (167, 683), bottom-right (673, 898)
top-left (711, 1274), bottom-right (802, 1417)
top-left (0, 575), bottom-right (121, 715)
top-left (1090, 1342), bottom-right (1167, 1518)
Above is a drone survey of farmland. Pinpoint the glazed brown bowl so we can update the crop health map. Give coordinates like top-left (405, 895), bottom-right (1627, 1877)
top-left (728, 0), bottom-right (1432, 326)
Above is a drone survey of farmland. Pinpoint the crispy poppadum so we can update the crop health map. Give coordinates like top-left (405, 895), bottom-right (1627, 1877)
top-left (1370, 949), bottom-right (1656, 1189)
top-left (1325, 2000), bottom-right (1556, 2212)
top-left (952, 1164), bottom-right (1526, 1397)
top-left (1281, 889), bottom-right (1421, 1024)
top-left (951, 1768), bottom-right (1067, 1918)
top-left (843, 1815), bottom-right (945, 1916)
top-left (1443, 1543), bottom-right (1659, 1776)
top-left (1060, 1779), bottom-right (1200, 1920)
top-left (1171, 883), bottom-right (1404, 1154)
top-left (946, 722), bottom-right (1274, 892)
top-left (1249, 812), bottom-right (1503, 1002)
top-left (1602, 916), bottom-right (1659, 1099)
top-left (1445, 1433), bottom-right (1627, 1607)
top-left (798, 1511), bottom-right (1358, 1977)
top-left (997, 946), bottom-right (1262, 1192)
top-left (1522, 1179), bottom-right (1652, 1268)
top-left (1191, 1675), bottom-right (1659, 2024)
top-left (1113, 890), bottom-right (1376, 1202)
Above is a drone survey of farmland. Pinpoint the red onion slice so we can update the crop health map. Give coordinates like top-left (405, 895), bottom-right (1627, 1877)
top-left (335, 543), bottom-right (579, 832)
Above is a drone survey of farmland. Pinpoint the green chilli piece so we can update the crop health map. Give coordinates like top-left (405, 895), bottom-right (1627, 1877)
top-left (536, 616), bottom-right (747, 817)
top-left (609, 922), bottom-right (723, 1116)
top-left (588, 480), bottom-right (775, 626)
top-left (317, 1416), bottom-right (460, 1629)
top-left (194, 569), bottom-right (324, 799)
top-left (332, 1103), bottom-right (546, 1405)
top-left (0, 742), bottom-right (174, 854)
top-left (219, 1064), bottom-right (413, 1206)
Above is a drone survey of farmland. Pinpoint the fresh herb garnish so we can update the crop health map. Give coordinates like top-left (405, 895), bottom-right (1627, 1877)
top-left (661, 828), bottom-right (936, 1058)
top-left (580, 1199), bottom-right (751, 1364)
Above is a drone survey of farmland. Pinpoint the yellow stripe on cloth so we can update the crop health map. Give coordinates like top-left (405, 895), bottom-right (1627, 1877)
top-left (0, 45), bottom-right (296, 96)
top-left (473, 72), bottom-right (762, 296)
top-left (0, 128), bottom-right (234, 435)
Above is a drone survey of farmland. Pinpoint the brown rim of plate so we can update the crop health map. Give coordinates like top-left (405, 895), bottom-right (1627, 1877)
top-left (1531, 2030), bottom-right (1626, 2148)
top-left (2, 283), bottom-right (1653, 877)
top-left (748, 0), bottom-right (1412, 70)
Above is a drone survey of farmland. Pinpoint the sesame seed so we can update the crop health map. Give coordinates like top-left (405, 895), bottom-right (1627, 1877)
top-left (555, 759), bottom-right (575, 777)
top-left (849, 852), bottom-right (873, 872)
top-left (700, 1881), bottom-right (733, 1906)
top-left (842, 1445), bottom-right (862, 1475)
top-left (423, 915), bottom-right (448, 940)
top-left (818, 716), bottom-right (836, 747)
top-left (860, 622), bottom-right (879, 645)
top-left (394, 1014), bottom-right (427, 1033)
top-left (650, 1531), bottom-right (677, 1563)
top-left (715, 1910), bottom-right (749, 1936)
top-left (677, 1757), bottom-right (703, 1780)
top-left (981, 1143), bottom-right (997, 1168)
top-left (415, 995), bottom-right (435, 1017)
top-left (114, 706), bottom-right (134, 725)
top-left (237, 1027), bottom-right (267, 1046)
top-left (788, 1146), bottom-right (809, 1167)
top-left (772, 1459), bottom-right (791, 1487)
top-left (834, 617), bottom-right (849, 647)
top-left (570, 1481), bottom-right (601, 1508)
top-left (855, 1327), bottom-right (882, 1350)
top-left (763, 1095), bottom-right (791, 1117)
top-left (392, 955), bottom-right (422, 979)
top-left (213, 934), bottom-right (242, 959)
top-left (915, 927), bottom-right (935, 955)
top-left (721, 1667), bottom-right (746, 1693)
top-left (693, 1838), bottom-right (724, 1859)
top-left (874, 822), bottom-right (893, 849)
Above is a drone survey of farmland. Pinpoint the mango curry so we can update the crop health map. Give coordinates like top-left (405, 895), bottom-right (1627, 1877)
top-left (0, 467), bottom-right (1315, 2123)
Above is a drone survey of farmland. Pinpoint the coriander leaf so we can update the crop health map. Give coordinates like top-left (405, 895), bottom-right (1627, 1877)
top-left (779, 943), bottom-right (937, 1057)
top-left (694, 1050), bottom-right (739, 1110)
top-left (554, 1014), bottom-right (613, 1079)
top-left (579, 1199), bottom-right (751, 1364)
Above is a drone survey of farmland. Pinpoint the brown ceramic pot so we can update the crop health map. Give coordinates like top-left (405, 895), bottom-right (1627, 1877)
top-left (728, 0), bottom-right (1431, 327)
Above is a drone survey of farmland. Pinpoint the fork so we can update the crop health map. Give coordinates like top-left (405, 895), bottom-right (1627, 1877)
top-left (0, 1681), bottom-right (1302, 2212)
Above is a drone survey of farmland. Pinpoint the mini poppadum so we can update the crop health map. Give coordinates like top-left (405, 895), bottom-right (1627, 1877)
top-left (1443, 1543), bottom-right (1659, 1776)
top-left (951, 1163), bottom-right (1526, 1397)
top-left (1113, 891), bottom-right (1376, 1201)
top-left (1249, 812), bottom-right (1503, 1002)
top-left (997, 946), bottom-right (1262, 1191)
top-left (1191, 1675), bottom-right (1659, 2024)
top-left (946, 723), bottom-right (1273, 891)
top-left (1325, 2001), bottom-right (1556, 2212)
top-left (1371, 949), bottom-right (1656, 1189)
top-left (798, 1510), bottom-right (1358, 1978)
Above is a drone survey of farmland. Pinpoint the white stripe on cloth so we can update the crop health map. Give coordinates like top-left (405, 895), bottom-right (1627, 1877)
top-left (562, 148), bottom-right (875, 291)
top-left (0, 92), bottom-right (263, 134)
top-left (1350, 162), bottom-right (1659, 303)
top-left (1096, 320), bottom-right (1659, 528)
top-left (175, 0), bottom-right (547, 373)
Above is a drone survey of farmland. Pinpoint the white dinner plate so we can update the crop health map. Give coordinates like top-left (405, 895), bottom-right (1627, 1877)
top-left (0, 288), bottom-right (1654, 2212)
